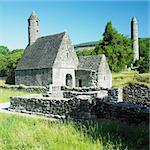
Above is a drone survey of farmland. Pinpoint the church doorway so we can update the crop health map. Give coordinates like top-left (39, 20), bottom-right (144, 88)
top-left (66, 74), bottom-right (72, 87)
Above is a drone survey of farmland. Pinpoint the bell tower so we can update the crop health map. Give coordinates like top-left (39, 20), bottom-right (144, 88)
top-left (28, 11), bottom-right (40, 46)
top-left (131, 16), bottom-right (139, 62)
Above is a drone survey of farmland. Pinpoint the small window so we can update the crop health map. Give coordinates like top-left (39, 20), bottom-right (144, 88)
top-left (36, 21), bottom-right (39, 26)
top-left (67, 52), bottom-right (69, 58)
top-left (79, 79), bottom-right (82, 87)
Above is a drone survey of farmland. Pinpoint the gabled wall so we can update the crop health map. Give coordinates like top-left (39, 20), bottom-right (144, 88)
top-left (52, 33), bottom-right (79, 87)
top-left (53, 33), bottom-right (78, 69)
top-left (97, 55), bottom-right (112, 89)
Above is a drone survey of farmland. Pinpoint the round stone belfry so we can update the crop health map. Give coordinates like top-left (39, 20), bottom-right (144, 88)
top-left (131, 16), bottom-right (139, 62)
top-left (28, 11), bottom-right (40, 45)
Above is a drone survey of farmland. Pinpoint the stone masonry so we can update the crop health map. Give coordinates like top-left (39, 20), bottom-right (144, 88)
top-left (123, 83), bottom-right (150, 107)
top-left (9, 84), bottom-right (149, 124)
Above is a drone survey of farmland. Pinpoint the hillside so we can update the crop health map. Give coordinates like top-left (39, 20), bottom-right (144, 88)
top-left (74, 37), bottom-right (149, 50)
top-left (74, 41), bottom-right (99, 48)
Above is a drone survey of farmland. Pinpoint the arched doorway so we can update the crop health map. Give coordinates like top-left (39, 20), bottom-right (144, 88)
top-left (66, 74), bottom-right (72, 87)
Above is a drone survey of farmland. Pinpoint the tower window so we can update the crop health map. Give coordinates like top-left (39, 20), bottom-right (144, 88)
top-left (36, 21), bottom-right (39, 26)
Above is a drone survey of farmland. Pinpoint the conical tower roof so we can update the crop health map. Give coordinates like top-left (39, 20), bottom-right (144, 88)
top-left (28, 11), bottom-right (39, 20)
top-left (132, 16), bottom-right (137, 22)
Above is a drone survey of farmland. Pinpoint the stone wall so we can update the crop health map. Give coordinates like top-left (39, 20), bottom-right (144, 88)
top-left (123, 83), bottom-right (150, 107)
top-left (9, 94), bottom-right (93, 119)
top-left (61, 86), bottom-right (108, 92)
top-left (15, 68), bottom-right (52, 86)
top-left (9, 94), bottom-right (149, 124)
top-left (95, 99), bottom-right (149, 125)
top-left (0, 85), bottom-right (48, 93)
top-left (75, 70), bottom-right (96, 87)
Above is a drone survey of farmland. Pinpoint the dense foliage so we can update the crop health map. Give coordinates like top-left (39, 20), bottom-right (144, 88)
top-left (0, 46), bottom-right (24, 76)
top-left (76, 22), bottom-right (149, 73)
top-left (95, 21), bottom-right (134, 72)
top-left (135, 38), bottom-right (149, 73)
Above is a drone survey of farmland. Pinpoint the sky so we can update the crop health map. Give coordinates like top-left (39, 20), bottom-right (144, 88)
top-left (0, 0), bottom-right (149, 50)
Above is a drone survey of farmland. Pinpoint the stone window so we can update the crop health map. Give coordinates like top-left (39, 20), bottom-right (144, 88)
top-left (36, 21), bottom-right (39, 26)
top-left (67, 52), bottom-right (69, 58)
top-left (79, 79), bottom-right (82, 87)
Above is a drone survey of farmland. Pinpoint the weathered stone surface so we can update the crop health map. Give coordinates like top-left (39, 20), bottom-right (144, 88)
top-left (123, 83), bottom-right (150, 107)
top-left (0, 85), bottom-right (48, 93)
top-left (9, 90), bottom-right (149, 124)
top-left (95, 99), bottom-right (149, 125)
top-left (15, 11), bottom-right (112, 89)
top-left (131, 16), bottom-right (139, 62)
top-left (28, 11), bottom-right (40, 46)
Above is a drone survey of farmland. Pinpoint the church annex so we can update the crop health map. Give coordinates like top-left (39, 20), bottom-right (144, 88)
top-left (15, 11), bottom-right (112, 89)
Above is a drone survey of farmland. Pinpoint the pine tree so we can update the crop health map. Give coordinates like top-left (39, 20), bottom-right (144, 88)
top-left (97, 21), bottom-right (134, 72)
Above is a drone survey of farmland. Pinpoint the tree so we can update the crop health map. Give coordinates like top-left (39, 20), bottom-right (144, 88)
top-left (6, 49), bottom-right (24, 75)
top-left (0, 45), bottom-right (9, 55)
top-left (96, 21), bottom-right (134, 72)
top-left (0, 46), bottom-right (24, 76)
top-left (136, 38), bottom-right (149, 73)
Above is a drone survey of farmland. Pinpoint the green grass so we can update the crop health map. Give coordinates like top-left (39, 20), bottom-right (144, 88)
top-left (0, 80), bottom-right (6, 86)
top-left (0, 89), bottom-right (32, 103)
top-left (0, 74), bottom-right (149, 149)
top-left (112, 71), bottom-right (149, 87)
top-left (0, 113), bottom-right (148, 150)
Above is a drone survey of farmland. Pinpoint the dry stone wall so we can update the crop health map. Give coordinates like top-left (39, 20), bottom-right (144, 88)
top-left (95, 99), bottom-right (149, 125)
top-left (9, 93), bottom-right (149, 124)
top-left (123, 83), bottom-right (150, 107)
top-left (0, 85), bottom-right (48, 93)
top-left (9, 94), bottom-right (93, 119)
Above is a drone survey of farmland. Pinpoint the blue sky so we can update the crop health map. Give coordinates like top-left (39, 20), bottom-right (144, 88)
top-left (0, 0), bottom-right (149, 50)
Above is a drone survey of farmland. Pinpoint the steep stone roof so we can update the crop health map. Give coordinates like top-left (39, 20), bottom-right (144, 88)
top-left (98, 54), bottom-right (111, 74)
top-left (132, 16), bottom-right (137, 22)
top-left (78, 55), bottom-right (102, 71)
top-left (16, 32), bottom-right (66, 70)
top-left (28, 11), bottom-right (39, 20)
top-left (78, 55), bottom-right (111, 74)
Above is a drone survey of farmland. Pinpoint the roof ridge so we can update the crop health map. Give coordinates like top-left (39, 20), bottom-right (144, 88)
top-left (39, 32), bottom-right (66, 39)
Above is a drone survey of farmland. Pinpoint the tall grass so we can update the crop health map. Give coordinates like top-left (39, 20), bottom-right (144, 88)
top-left (0, 113), bottom-right (148, 150)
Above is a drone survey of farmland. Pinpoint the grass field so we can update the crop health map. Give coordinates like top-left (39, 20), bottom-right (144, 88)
top-left (0, 113), bottom-right (148, 150)
top-left (112, 71), bottom-right (149, 87)
top-left (0, 89), bottom-right (32, 103)
top-left (0, 72), bottom-right (149, 149)
top-left (0, 80), bottom-right (5, 86)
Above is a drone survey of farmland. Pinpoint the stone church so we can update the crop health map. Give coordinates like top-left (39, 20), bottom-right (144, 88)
top-left (15, 11), bottom-right (112, 89)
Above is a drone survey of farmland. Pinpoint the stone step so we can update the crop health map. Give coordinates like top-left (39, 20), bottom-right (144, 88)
top-left (43, 91), bottom-right (64, 98)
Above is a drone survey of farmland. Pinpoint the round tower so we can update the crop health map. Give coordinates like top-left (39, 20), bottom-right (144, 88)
top-left (28, 11), bottom-right (40, 45)
top-left (131, 16), bottom-right (139, 62)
